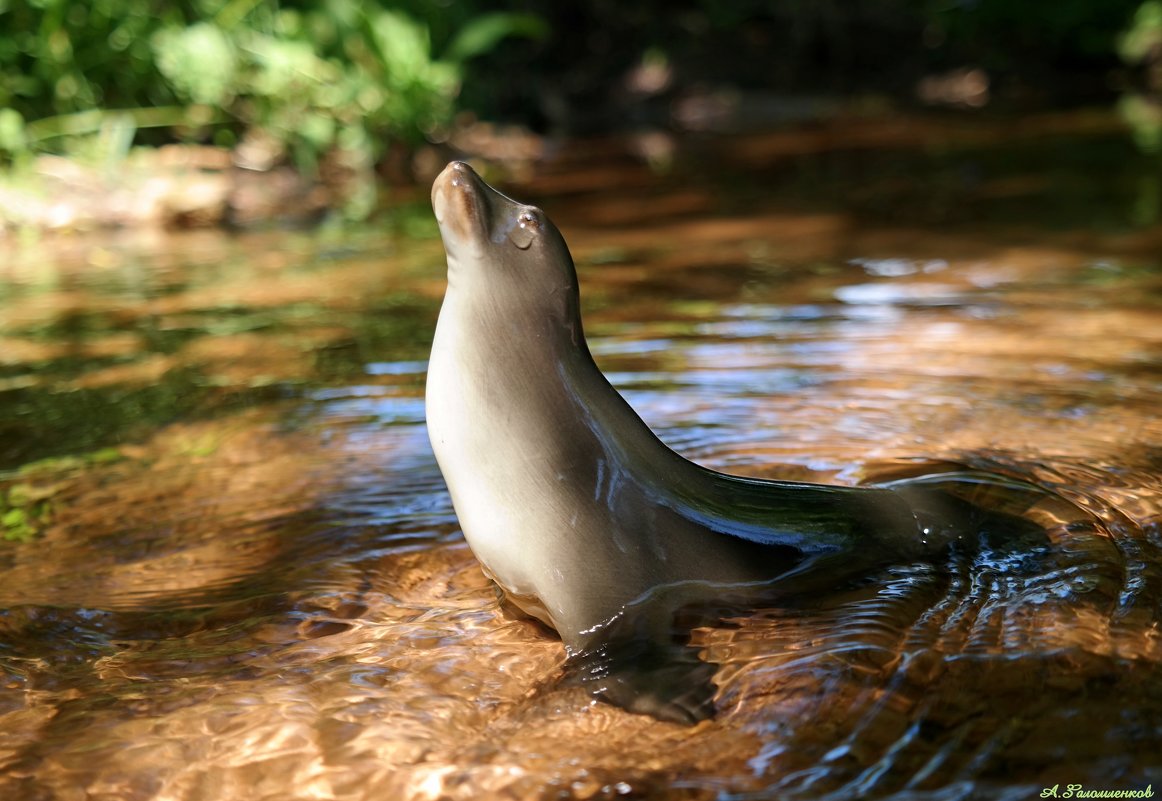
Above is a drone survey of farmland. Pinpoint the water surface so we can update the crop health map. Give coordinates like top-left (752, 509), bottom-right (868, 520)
top-left (2, 115), bottom-right (1161, 800)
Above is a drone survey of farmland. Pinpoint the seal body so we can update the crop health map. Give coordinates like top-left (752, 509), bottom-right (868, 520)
top-left (426, 162), bottom-right (1031, 722)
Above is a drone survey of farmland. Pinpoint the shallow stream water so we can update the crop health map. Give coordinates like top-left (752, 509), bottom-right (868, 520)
top-left (2, 113), bottom-right (1161, 800)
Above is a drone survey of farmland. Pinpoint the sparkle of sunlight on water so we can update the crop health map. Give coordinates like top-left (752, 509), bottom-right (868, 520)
top-left (3, 121), bottom-right (1162, 801)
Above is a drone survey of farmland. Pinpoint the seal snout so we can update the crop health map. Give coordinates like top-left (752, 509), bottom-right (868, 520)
top-left (432, 161), bottom-right (488, 248)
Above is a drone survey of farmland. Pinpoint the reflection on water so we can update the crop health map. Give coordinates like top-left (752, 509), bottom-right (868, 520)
top-left (3, 119), bottom-right (1162, 799)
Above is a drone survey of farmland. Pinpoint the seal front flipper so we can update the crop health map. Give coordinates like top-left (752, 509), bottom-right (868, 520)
top-left (557, 594), bottom-right (736, 725)
top-left (565, 637), bottom-right (718, 725)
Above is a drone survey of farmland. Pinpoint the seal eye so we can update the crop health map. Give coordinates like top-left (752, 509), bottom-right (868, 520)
top-left (508, 209), bottom-right (540, 250)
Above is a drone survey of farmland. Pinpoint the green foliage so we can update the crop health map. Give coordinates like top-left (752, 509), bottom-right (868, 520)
top-left (2, 507), bottom-right (39, 542)
top-left (0, 0), bottom-right (185, 118)
top-left (1117, 3), bottom-right (1162, 156)
top-left (443, 12), bottom-right (549, 63)
top-left (0, 0), bottom-right (547, 201)
top-left (0, 447), bottom-right (123, 542)
top-left (2, 477), bottom-right (56, 543)
top-left (0, 108), bottom-right (25, 153)
top-left (1118, 93), bottom-right (1162, 152)
top-left (1119, 0), bottom-right (1162, 64)
top-left (153, 22), bottom-right (238, 106)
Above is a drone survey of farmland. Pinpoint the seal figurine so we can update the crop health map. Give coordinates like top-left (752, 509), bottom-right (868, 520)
top-left (425, 161), bottom-right (1038, 723)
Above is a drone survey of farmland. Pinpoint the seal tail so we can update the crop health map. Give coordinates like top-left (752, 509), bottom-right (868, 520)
top-left (881, 470), bottom-right (1081, 555)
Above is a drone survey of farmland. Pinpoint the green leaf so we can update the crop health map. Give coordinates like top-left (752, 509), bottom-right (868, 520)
top-left (1, 505), bottom-right (39, 542)
top-left (18, 454), bottom-right (84, 476)
top-left (7, 482), bottom-right (63, 506)
top-left (1120, 1), bottom-right (1162, 63)
top-left (0, 108), bottom-right (26, 152)
top-left (370, 9), bottom-right (433, 81)
top-left (299, 111), bottom-right (336, 150)
top-left (89, 447), bottom-right (124, 464)
top-left (444, 13), bottom-right (548, 64)
top-left (245, 34), bottom-right (335, 98)
top-left (153, 22), bottom-right (238, 106)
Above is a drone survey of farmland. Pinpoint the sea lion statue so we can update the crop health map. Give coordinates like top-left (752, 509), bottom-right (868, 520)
top-left (425, 161), bottom-right (1037, 723)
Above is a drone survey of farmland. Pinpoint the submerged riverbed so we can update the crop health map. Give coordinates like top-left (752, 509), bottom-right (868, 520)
top-left (2, 114), bottom-right (1161, 800)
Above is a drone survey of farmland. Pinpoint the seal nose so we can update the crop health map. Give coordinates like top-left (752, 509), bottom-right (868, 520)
top-left (432, 161), bottom-right (489, 251)
top-left (438, 161), bottom-right (475, 187)
top-left (432, 161), bottom-right (480, 209)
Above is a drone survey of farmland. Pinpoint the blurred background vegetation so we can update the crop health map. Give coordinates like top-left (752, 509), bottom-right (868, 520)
top-left (1, 0), bottom-right (1161, 219)
top-left (0, 1), bottom-right (545, 173)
